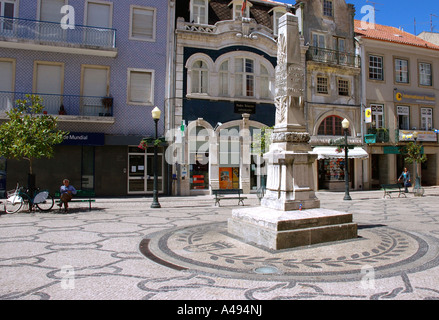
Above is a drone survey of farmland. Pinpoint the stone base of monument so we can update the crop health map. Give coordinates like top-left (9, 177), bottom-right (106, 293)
top-left (228, 207), bottom-right (358, 250)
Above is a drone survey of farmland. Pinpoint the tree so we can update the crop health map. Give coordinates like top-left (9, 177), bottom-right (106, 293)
top-left (0, 95), bottom-right (67, 189)
top-left (403, 142), bottom-right (427, 166)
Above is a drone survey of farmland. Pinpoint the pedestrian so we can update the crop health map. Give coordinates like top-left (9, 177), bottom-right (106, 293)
top-left (58, 179), bottom-right (77, 213)
top-left (398, 167), bottom-right (411, 193)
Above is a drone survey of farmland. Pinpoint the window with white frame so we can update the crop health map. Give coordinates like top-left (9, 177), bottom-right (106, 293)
top-left (397, 106), bottom-right (410, 130)
top-left (219, 60), bottom-right (229, 96)
top-left (232, 0), bottom-right (250, 20)
top-left (191, 60), bottom-right (209, 94)
top-left (235, 58), bottom-right (254, 97)
top-left (130, 6), bottom-right (156, 41)
top-left (369, 55), bottom-right (384, 81)
top-left (0, 0), bottom-right (16, 31)
top-left (128, 69), bottom-right (154, 105)
top-left (419, 62), bottom-right (432, 86)
top-left (371, 104), bottom-right (384, 129)
top-left (421, 108), bottom-right (433, 131)
top-left (395, 58), bottom-right (409, 83)
top-left (260, 64), bottom-right (270, 99)
top-left (190, 0), bottom-right (208, 24)
top-left (0, 59), bottom-right (15, 111)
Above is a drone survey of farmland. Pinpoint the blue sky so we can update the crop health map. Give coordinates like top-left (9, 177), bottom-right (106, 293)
top-left (282, 0), bottom-right (439, 35)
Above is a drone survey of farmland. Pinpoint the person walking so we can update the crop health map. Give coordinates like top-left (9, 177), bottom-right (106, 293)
top-left (398, 168), bottom-right (411, 193)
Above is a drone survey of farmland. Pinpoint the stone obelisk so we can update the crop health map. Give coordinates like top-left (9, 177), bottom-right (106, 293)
top-left (228, 14), bottom-right (357, 250)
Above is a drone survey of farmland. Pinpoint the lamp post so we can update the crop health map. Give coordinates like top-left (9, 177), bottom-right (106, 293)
top-left (342, 118), bottom-right (352, 201)
top-left (151, 107), bottom-right (161, 209)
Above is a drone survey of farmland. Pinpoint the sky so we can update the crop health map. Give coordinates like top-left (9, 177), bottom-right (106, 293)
top-left (282, 0), bottom-right (439, 35)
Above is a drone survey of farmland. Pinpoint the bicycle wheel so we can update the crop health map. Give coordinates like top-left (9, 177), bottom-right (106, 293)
top-left (4, 196), bottom-right (24, 214)
top-left (36, 193), bottom-right (54, 212)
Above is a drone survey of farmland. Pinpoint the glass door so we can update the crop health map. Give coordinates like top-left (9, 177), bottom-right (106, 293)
top-left (128, 146), bottom-right (163, 194)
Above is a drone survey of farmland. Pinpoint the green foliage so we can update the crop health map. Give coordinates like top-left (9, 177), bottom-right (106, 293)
top-left (252, 126), bottom-right (274, 156)
top-left (400, 142), bottom-right (427, 165)
top-left (0, 95), bottom-right (67, 174)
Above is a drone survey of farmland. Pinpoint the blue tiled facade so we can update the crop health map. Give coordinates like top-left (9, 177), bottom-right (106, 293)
top-left (0, 0), bottom-right (171, 196)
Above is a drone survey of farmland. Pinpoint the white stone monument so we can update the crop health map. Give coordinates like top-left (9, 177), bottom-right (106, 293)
top-left (228, 14), bottom-right (357, 250)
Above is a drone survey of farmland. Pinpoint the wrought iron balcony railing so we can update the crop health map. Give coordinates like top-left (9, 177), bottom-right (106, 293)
top-left (0, 91), bottom-right (113, 117)
top-left (0, 16), bottom-right (116, 49)
top-left (306, 46), bottom-right (361, 68)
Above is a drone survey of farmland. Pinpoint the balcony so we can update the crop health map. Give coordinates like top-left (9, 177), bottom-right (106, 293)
top-left (365, 128), bottom-right (390, 144)
top-left (0, 16), bottom-right (117, 57)
top-left (0, 91), bottom-right (115, 123)
top-left (306, 47), bottom-right (361, 68)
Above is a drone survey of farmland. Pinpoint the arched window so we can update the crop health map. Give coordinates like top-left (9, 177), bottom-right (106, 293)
top-left (235, 58), bottom-right (254, 97)
top-left (191, 60), bottom-right (208, 94)
top-left (318, 116), bottom-right (351, 136)
top-left (260, 64), bottom-right (270, 99)
top-left (219, 60), bottom-right (229, 96)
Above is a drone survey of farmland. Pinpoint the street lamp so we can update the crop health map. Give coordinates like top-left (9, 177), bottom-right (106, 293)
top-left (151, 107), bottom-right (161, 209)
top-left (342, 118), bottom-right (352, 201)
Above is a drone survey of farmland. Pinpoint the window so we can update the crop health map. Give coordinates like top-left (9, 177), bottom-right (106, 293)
top-left (421, 108), bottom-right (433, 131)
top-left (235, 58), bottom-right (254, 97)
top-left (86, 1), bottom-right (113, 46)
top-left (419, 62), bottom-right (432, 86)
top-left (191, 0), bottom-right (208, 24)
top-left (34, 61), bottom-right (64, 114)
top-left (232, 0), bottom-right (250, 20)
top-left (323, 0), bottom-right (333, 17)
top-left (397, 106), bottom-right (410, 130)
top-left (369, 55), bottom-right (384, 81)
top-left (219, 61), bottom-right (229, 96)
top-left (316, 76), bottom-right (329, 94)
top-left (81, 65), bottom-right (110, 116)
top-left (318, 116), bottom-right (348, 136)
top-left (130, 6), bottom-right (156, 41)
top-left (272, 8), bottom-right (286, 36)
top-left (313, 33), bottom-right (325, 48)
top-left (371, 104), bottom-right (384, 129)
top-left (338, 78), bottom-right (349, 96)
top-left (260, 64), bottom-right (270, 99)
top-left (0, 58), bottom-right (15, 111)
top-left (395, 58), bottom-right (409, 83)
top-left (128, 69), bottom-right (154, 105)
top-left (0, 0), bottom-right (16, 31)
top-left (191, 60), bottom-right (208, 94)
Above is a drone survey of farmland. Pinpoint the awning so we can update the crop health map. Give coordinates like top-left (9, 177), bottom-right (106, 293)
top-left (311, 147), bottom-right (369, 160)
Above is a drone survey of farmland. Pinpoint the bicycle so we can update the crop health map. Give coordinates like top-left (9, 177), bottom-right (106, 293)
top-left (4, 183), bottom-right (54, 213)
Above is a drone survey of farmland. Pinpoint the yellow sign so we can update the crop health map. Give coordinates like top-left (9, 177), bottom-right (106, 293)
top-left (365, 107), bottom-right (372, 123)
top-left (394, 90), bottom-right (436, 105)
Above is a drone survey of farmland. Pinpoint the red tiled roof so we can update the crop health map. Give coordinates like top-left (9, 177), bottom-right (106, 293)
top-left (354, 20), bottom-right (439, 51)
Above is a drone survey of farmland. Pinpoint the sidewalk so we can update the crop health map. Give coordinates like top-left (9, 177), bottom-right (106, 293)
top-left (1, 188), bottom-right (439, 300)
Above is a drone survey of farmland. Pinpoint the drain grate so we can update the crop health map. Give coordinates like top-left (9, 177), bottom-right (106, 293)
top-left (254, 266), bottom-right (279, 274)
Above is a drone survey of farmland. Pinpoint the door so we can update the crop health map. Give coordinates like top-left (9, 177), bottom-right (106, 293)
top-left (35, 62), bottom-right (63, 114)
top-left (0, 0), bottom-right (16, 33)
top-left (128, 147), bottom-right (163, 194)
top-left (85, 1), bottom-right (112, 47)
top-left (81, 66), bottom-right (108, 116)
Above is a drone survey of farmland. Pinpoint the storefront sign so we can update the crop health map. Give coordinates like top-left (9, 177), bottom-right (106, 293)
top-left (365, 107), bottom-right (372, 123)
top-left (234, 102), bottom-right (256, 114)
top-left (394, 90), bottom-right (436, 105)
top-left (399, 130), bottom-right (437, 142)
top-left (62, 132), bottom-right (105, 146)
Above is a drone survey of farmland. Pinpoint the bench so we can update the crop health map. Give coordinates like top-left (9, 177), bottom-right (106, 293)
top-left (212, 189), bottom-right (247, 207)
top-left (54, 190), bottom-right (96, 211)
top-left (381, 184), bottom-right (406, 199)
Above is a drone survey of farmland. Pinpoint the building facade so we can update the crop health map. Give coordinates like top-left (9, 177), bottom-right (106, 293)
top-left (0, 0), bottom-right (171, 196)
top-left (355, 21), bottom-right (439, 189)
top-left (298, 0), bottom-right (366, 192)
top-left (168, 0), bottom-right (295, 195)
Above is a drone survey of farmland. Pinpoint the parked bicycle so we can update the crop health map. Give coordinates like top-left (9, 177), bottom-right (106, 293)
top-left (4, 183), bottom-right (54, 213)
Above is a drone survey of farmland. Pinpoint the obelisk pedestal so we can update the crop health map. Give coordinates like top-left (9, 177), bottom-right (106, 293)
top-left (228, 13), bottom-right (357, 250)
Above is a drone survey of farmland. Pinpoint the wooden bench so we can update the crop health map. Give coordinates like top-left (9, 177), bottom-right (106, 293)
top-left (55, 190), bottom-right (96, 211)
top-left (381, 184), bottom-right (406, 199)
top-left (212, 189), bottom-right (247, 207)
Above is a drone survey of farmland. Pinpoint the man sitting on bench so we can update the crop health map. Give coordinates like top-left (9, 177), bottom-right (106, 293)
top-left (58, 179), bottom-right (77, 213)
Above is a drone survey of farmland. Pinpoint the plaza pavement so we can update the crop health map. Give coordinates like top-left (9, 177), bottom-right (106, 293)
top-left (1, 187), bottom-right (439, 301)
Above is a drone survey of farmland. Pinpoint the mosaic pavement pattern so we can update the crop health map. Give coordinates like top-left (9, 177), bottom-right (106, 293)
top-left (1, 191), bottom-right (439, 300)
